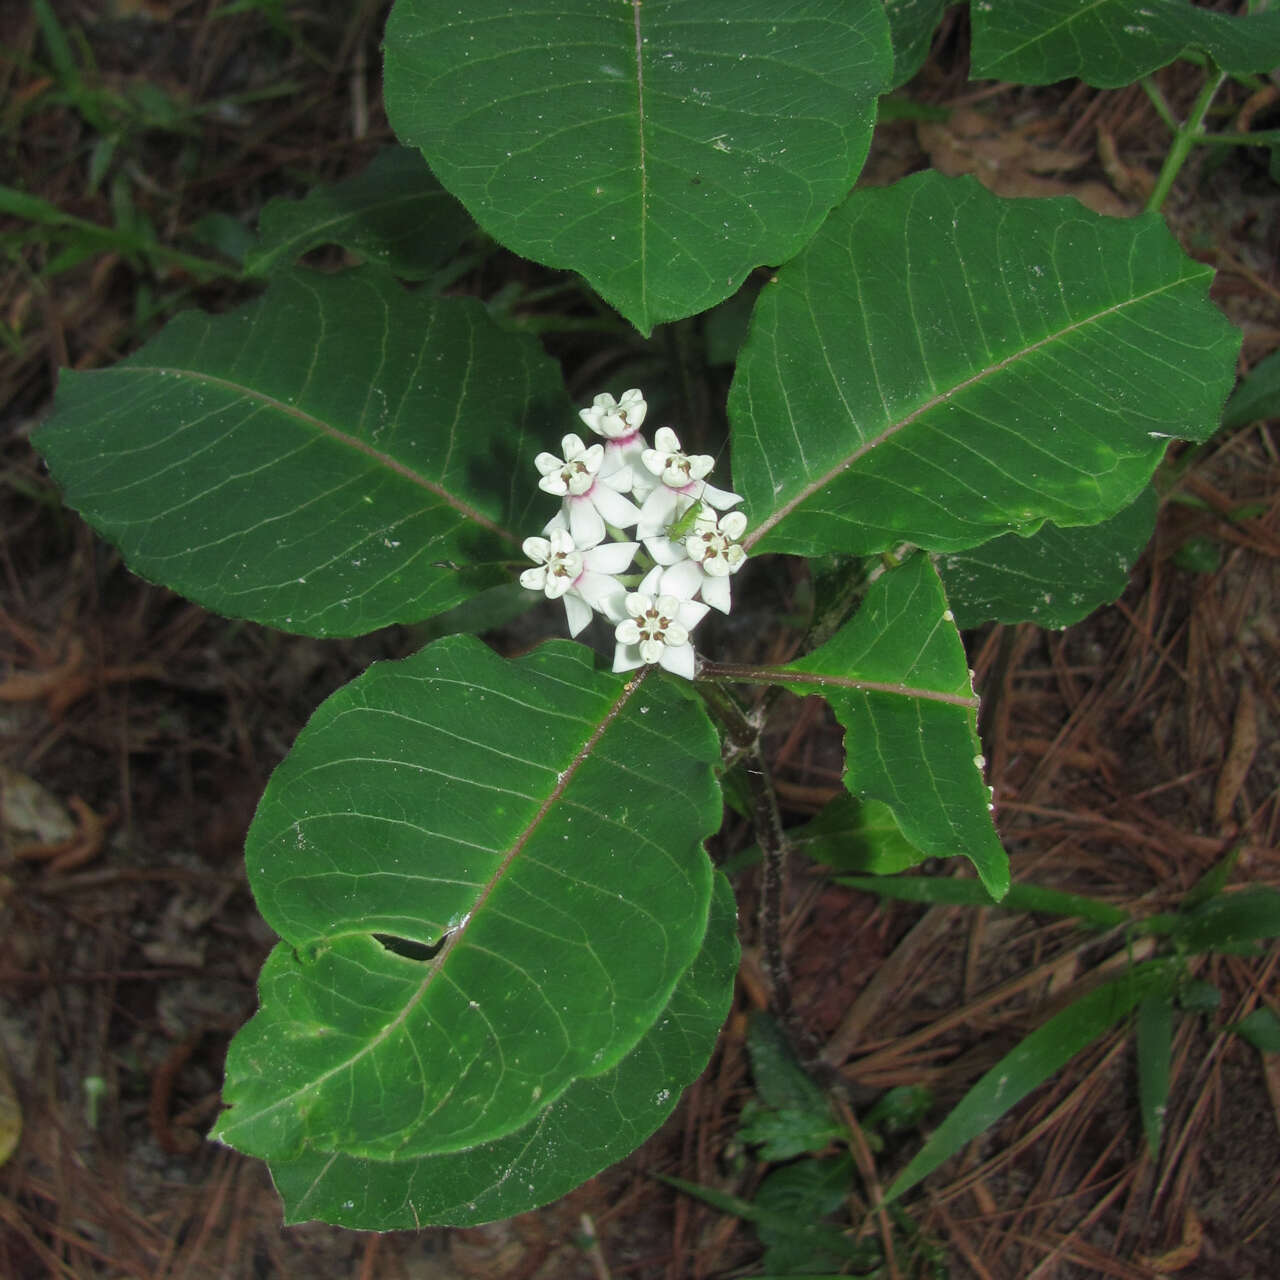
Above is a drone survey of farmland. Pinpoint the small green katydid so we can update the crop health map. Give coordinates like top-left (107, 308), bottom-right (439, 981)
top-left (666, 498), bottom-right (705, 542)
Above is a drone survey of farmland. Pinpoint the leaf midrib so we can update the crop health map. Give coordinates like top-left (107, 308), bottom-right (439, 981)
top-left (221, 668), bottom-right (649, 1148)
top-left (742, 274), bottom-right (1194, 552)
top-left (130, 364), bottom-right (518, 546)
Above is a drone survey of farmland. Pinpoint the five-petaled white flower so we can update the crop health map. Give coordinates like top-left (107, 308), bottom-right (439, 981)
top-left (612, 566), bottom-right (709, 680)
top-left (578, 388), bottom-right (651, 495)
top-left (636, 427), bottom-right (742, 539)
top-left (534, 432), bottom-right (641, 547)
top-left (655, 509), bottom-right (748, 614)
top-left (520, 528), bottom-right (637, 637)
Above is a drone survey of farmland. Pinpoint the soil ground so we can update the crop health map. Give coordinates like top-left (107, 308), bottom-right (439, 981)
top-left (2, 3), bottom-right (1278, 1278)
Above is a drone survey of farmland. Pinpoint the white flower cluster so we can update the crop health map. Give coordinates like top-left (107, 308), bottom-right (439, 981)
top-left (519, 388), bottom-right (747, 679)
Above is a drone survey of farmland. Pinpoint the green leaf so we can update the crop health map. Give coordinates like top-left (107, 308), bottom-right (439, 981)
top-left (1222, 349), bottom-right (1280, 432)
top-left (1229, 1008), bottom-right (1280, 1055)
top-left (215, 636), bottom-right (722, 1161)
top-left (938, 486), bottom-right (1158, 629)
top-left (1175, 887), bottom-right (1280, 954)
top-left (732, 172), bottom-right (1239, 559)
top-left (790, 792), bottom-right (929, 876)
top-left (753, 1157), bottom-right (878, 1275)
top-left (746, 1013), bottom-right (829, 1114)
top-left (665, 1163), bottom-right (879, 1272)
top-left (884, 0), bottom-right (949, 90)
top-left (246, 146), bottom-right (474, 279)
top-left (1179, 844), bottom-right (1241, 911)
top-left (840, 874), bottom-right (1129, 928)
top-left (886, 959), bottom-right (1180, 1202)
top-left (738, 1105), bottom-right (845, 1162)
top-left (1136, 991), bottom-right (1173, 1157)
top-left (972, 0), bottom-right (1280, 89)
top-left (773, 554), bottom-right (1009, 899)
top-left (266, 870), bottom-right (739, 1228)
top-left (1176, 979), bottom-right (1220, 1014)
top-left (36, 269), bottom-right (565, 637)
top-left (383, 0), bottom-right (893, 335)
top-left (863, 1084), bottom-right (933, 1136)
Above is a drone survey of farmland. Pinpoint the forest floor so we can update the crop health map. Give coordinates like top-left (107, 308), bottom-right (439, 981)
top-left (2, 3), bottom-right (1278, 1278)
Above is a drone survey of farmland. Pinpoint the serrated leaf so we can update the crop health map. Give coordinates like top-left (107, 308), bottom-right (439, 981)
top-left (266, 870), bottom-right (739, 1229)
top-left (246, 146), bottom-right (474, 279)
top-left (666, 1163), bottom-right (878, 1273)
top-left (732, 172), bottom-right (1239, 559)
top-left (383, 0), bottom-right (893, 335)
top-left (746, 1013), bottom-right (829, 1115)
top-left (938, 486), bottom-right (1158, 629)
top-left (773, 554), bottom-right (1009, 899)
top-left (752, 1157), bottom-right (878, 1274)
top-left (737, 1104), bottom-right (845, 1162)
top-left (36, 269), bottom-right (565, 637)
top-left (886, 959), bottom-right (1180, 1202)
top-left (215, 636), bottom-right (722, 1161)
top-left (972, 0), bottom-right (1280, 89)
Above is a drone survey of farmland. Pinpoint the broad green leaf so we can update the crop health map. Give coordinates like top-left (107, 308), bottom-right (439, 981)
top-left (789, 792), bottom-right (928, 876)
top-left (1136, 991), bottom-right (1173, 1157)
top-left (884, 0), bottom-right (949, 90)
top-left (972, 0), bottom-right (1280, 89)
top-left (246, 146), bottom-right (474, 279)
top-left (1222, 348), bottom-right (1280, 432)
top-left (772, 554), bottom-right (1010, 899)
top-left (383, 0), bottom-right (893, 335)
top-left (215, 637), bottom-right (722, 1161)
top-left (36, 269), bottom-right (565, 637)
top-left (885, 959), bottom-right (1180, 1202)
top-left (266, 870), bottom-right (739, 1229)
top-left (731, 172), bottom-right (1239, 559)
top-left (840, 874), bottom-right (1129, 927)
top-left (938, 487), bottom-right (1158, 629)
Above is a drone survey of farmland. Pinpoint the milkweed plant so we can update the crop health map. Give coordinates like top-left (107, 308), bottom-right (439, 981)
top-left (34, 0), bottom-right (1272, 1234)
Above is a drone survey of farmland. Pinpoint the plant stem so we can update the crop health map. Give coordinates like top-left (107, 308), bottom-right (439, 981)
top-left (1144, 67), bottom-right (1228, 213)
top-left (696, 680), bottom-right (805, 1039)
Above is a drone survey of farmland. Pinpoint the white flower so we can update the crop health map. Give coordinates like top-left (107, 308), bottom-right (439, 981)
top-left (579, 388), bottom-right (650, 494)
top-left (579, 388), bottom-right (647, 440)
top-left (642, 426), bottom-right (714, 489)
top-left (534, 432), bottom-right (640, 547)
top-left (660, 509), bottom-right (748, 613)
top-left (635, 427), bottom-right (741, 538)
top-left (520, 529), bottom-right (637, 636)
top-left (612, 566), bottom-right (708, 679)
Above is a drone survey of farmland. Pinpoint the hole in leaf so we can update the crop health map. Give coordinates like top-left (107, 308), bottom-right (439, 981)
top-left (374, 933), bottom-right (445, 962)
